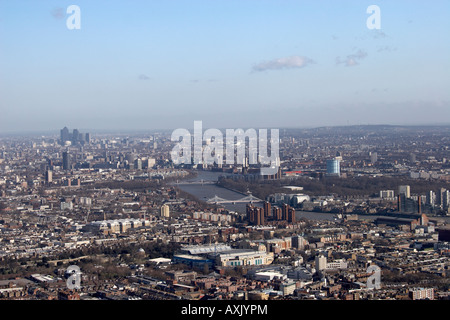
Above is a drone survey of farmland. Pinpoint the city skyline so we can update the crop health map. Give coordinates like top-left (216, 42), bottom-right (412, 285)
top-left (1, 0), bottom-right (449, 133)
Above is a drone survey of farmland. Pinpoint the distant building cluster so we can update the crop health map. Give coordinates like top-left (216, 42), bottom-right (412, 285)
top-left (60, 127), bottom-right (90, 146)
top-left (397, 184), bottom-right (450, 214)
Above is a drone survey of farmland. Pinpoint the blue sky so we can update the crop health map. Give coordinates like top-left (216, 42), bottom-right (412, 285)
top-left (1, 0), bottom-right (449, 133)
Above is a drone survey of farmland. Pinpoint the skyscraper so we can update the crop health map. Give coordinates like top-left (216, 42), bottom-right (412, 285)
top-left (59, 127), bottom-right (90, 145)
top-left (72, 129), bottom-right (80, 144)
top-left (135, 158), bottom-right (143, 170)
top-left (62, 151), bottom-right (71, 170)
top-left (60, 127), bottom-right (70, 145)
top-left (45, 170), bottom-right (52, 183)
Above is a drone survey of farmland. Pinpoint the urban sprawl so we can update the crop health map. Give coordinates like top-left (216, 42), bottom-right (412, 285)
top-left (0, 125), bottom-right (449, 301)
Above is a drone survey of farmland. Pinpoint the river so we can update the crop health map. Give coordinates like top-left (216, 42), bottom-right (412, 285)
top-left (174, 170), bottom-right (345, 221)
top-left (174, 170), bottom-right (254, 214)
top-left (173, 170), bottom-right (450, 224)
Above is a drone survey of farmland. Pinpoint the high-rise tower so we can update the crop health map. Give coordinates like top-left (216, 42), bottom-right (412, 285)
top-left (62, 151), bottom-right (71, 170)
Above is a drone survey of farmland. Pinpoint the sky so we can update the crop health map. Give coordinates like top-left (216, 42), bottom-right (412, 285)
top-left (0, 0), bottom-right (449, 133)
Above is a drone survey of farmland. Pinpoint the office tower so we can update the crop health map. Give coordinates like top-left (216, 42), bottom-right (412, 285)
top-left (398, 185), bottom-right (411, 198)
top-left (77, 131), bottom-right (85, 143)
top-left (60, 127), bottom-right (90, 145)
top-left (45, 170), bottom-right (52, 183)
top-left (72, 129), bottom-right (79, 143)
top-left (62, 151), bottom-right (71, 170)
top-left (326, 158), bottom-right (340, 176)
top-left (160, 204), bottom-right (170, 218)
top-left (135, 158), bottom-right (142, 170)
top-left (60, 127), bottom-right (70, 145)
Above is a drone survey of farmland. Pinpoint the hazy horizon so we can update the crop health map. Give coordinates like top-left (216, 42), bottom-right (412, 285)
top-left (1, 0), bottom-right (449, 133)
top-left (2, 122), bottom-right (450, 138)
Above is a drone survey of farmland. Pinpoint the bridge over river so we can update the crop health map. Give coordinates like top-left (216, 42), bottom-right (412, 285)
top-left (173, 171), bottom-right (265, 213)
top-left (206, 194), bottom-right (263, 204)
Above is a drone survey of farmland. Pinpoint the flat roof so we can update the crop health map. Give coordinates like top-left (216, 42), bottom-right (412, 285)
top-left (216, 249), bottom-right (267, 258)
top-left (173, 254), bottom-right (213, 261)
top-left (181, 244), bottom-right (232, 255)
top-left (148, 257), bottom-right (172, 263)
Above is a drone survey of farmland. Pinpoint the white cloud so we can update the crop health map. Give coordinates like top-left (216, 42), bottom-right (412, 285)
top-left (336, 49), bottom-right (368, 67)
top-left (371, 30), bottom-right (388, 39)
top-left (252, 55), bottom-right (315, 72)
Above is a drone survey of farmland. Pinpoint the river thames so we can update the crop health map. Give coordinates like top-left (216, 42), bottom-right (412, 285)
top-left (174, 170), bottom-right (380, 222)
top-left (173, 170), bottom-right (450, 224)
